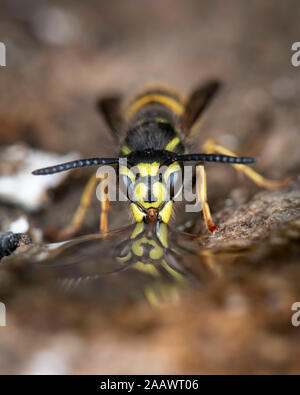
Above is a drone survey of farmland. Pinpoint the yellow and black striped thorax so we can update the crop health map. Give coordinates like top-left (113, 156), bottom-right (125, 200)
top-left (121, 87), bottom-right (186, 156)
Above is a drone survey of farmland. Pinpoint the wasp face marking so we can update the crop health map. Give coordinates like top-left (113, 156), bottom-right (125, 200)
top-left (130, 172), bottom-right (168, 224)
top-left (125, 159), bottom-right (182, 224)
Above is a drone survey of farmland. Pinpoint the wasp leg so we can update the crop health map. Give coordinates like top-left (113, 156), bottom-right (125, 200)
top-left (203, 139), bottom-right (292, 188)
top-left (196, 165), bottom-right (218, 233)
top-left (99, 181), bottom-right (110, 233)
top-left (48, 174), bottom-right (99, 241)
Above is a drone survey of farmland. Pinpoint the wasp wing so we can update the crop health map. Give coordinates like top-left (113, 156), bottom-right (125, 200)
top-left (96, 95), bottom-right (125, 142)
top-left (179, 80), bottom-right (221, 137)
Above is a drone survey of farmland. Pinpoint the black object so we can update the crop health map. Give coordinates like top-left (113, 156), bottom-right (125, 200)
top-left (0, 232), bottom-right (31, 259)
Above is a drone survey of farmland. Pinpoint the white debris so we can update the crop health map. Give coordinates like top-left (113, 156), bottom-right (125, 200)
top-left (31, 5), bottom-right (80, 46)
top-left (9, 216), bottom-right (29, 233)
top-left (25, 350), bottom-right (69, 375)
top-left (22, 334), bottom-right (81, 375)
top-left (0, 144), bottom-right (78, 211)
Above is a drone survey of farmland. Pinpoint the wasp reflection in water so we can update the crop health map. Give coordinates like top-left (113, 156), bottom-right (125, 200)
top-left (29, 223), bottom-right (215, 304)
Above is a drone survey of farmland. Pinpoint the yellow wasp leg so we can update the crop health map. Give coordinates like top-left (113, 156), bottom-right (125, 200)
top-left (203, 139), bottom-right (292, 189)
top-left (100, 181), bottom-right (110, 234)
top-left (53, 174), bottom-right (99, 240)
top-left (196, 165), bottom-right (218, 233)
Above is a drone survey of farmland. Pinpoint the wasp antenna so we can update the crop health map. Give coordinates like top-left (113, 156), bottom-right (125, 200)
top-left (174, 153), bottom-right (257, 165)
top-left (32, 157), bottom-right (121, 175)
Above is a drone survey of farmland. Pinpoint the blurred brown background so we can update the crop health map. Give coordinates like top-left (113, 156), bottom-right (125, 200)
top-left (0, 0), bottom-right (300, 374)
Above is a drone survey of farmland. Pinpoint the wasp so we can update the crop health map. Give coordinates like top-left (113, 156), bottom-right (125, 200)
top-left (33, 81), bottom-right (289, 240)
